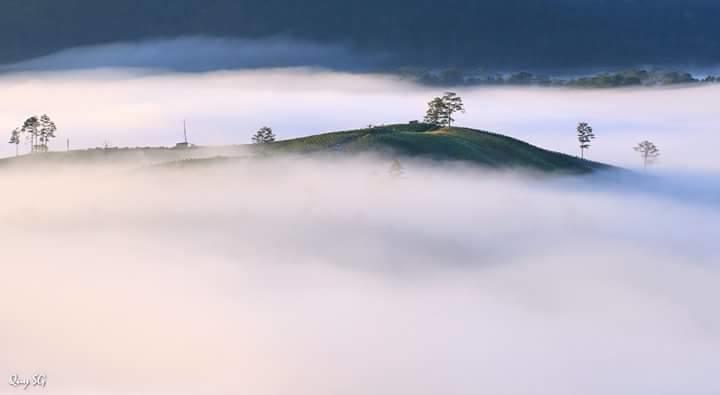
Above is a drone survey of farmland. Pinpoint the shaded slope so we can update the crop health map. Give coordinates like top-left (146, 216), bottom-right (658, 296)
top-left (0, 124), bottom-right (613, 174)
top-left (266, 123), bottom-right (610, 174)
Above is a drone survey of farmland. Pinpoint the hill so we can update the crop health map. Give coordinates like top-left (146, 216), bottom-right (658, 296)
top-left (262, 123), bottom-right (609, 174)
top-left (0, 124), bottom-right (613, 174)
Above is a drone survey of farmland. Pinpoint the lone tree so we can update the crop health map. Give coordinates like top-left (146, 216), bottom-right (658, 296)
top-left (251, 126), bottom-right (276, 144)
top-left (576, 122), bottom-right (595, 159)
top-left (633, 140), bottom-right (660, 169)
top-left (38, 114), bottom-right (57, 152)
top-left (22, 116), bottom-right (41, 153)
top-left (424, 92), bottom-right (465, 127)
top-left (8, 128), bottom-right (21, 157)
top-left (389, 158), bottom-right (405, 178)
top-left (442, 92), bottom-right (465, 127)
top-left (424, 97), bottom-right (446, 126)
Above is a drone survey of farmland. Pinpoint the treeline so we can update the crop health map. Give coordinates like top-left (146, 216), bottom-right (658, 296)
top-left (1, 0), bottom-right (720, 69)
top-left (421, 92), bottom-right (660, 169)
top-left (8, 115), bottom-right (57, 156)
top-left (414, 69), bottom-right (720, 88)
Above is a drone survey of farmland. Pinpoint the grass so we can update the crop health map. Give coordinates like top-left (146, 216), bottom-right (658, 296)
top-left (0, 123), bottom-right (614, 174)
top-left (264, 123), bottom-right (611, 174)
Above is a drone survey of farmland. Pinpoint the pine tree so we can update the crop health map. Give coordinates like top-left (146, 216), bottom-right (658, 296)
top-left (441, 92), bottom-right (465, 127)
top-left (252, 126), bottom-right (276, 144)
top-left (424, 97), bottom-right (446, 126)
top-left (38, 114), bottom-right (57, 152)
top-left (22, 116), bottom-right (41, 153)
top-left (633, 140), bottom-right (660, 169)
top-left (576, 122), bottom-right (595, 159)
top-left (423, 92), bottom-right (465, 127)
top-left (8, 128), bottom-right (21, 156)
top-left (389, 159), bottom-right (404, 178)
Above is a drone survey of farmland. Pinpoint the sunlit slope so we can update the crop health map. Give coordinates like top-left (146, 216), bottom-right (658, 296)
top-left (266, 123), bottom-right (609, 173)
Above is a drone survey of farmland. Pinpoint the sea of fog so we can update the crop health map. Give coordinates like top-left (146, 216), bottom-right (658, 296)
top-left (1, 158), bottom-right (719, 394)
top-left (1, 43), bottom-right (720, 394)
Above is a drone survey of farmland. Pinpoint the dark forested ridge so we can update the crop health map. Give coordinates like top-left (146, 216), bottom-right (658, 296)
top-left (2, 0), bottom-right (720, 70)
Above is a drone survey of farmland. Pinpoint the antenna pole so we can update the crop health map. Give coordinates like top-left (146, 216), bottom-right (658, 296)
top-left (183, 120), bottom-right (188, 144)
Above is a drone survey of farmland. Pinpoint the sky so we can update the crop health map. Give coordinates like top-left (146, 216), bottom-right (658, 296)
top-left (3, 1), bottom-right (720, 69)
top-left (1, 37), bottom-right (386, 73)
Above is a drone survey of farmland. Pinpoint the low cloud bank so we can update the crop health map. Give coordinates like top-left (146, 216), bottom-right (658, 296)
top-left (0, 37), bottom-right (387, 73)
top-left (1, 158), bottom-right (719, 394)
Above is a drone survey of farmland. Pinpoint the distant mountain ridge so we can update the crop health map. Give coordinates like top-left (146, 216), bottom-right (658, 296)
top-left (413, 68), bottom-right (720, 88)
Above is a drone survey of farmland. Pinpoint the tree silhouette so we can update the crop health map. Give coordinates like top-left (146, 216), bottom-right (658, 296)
top-left (8, 128), bottom-right (21, 156)
top-left (424, 97), bottom-right (446, 126)
top-left (38, 114), bottom-right (57, 152)
top-left (389, 158), bottom-right (405, 178)
top-left (9, 114), bottom-right (58, 154)
top-left (576, 122), bottom-right (595, 159)
top-left (21, 116), bottom-right (41, 153)
top-left (633, 140), bottom-right (660, 169)
top-left (442, 92), bottom-right (465, 127)
top-left (252, 126), bottom-right (276, 144)
top-left (424, 92), bottom-right (465, 127)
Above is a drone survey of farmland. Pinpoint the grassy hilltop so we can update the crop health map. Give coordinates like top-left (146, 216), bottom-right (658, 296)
top-left (0, 123), bottom-right (612, 174)
top-left (264, 123), bottom-right (609, 174)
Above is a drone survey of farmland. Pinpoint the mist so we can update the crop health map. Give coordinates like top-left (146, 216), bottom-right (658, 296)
top-left (1, 157), bottom-right (719, 395)
top-left (1, 37), bottom-right (387, 73)
top-left (2, 58), bottom-right (720, 394)
top-left (1, 67), bottom-right (720, 170)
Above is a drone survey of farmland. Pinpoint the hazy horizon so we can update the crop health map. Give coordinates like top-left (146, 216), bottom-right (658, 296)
top-left (2, 65), bottom-right (720, 171)
top-left (5, 37), bottom-right (720, 75)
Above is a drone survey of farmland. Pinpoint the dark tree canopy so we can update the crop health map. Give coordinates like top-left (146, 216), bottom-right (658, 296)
top-left (424, 92), bottom-right (465, 127)
top-left (576, 122), bottom-right (595, 159)
top-left (9, 114), bottom-right (58, 154)
top-left (252, 126), bottom-right (276, 144)
top-left (634, 140), bottom-right (660, 169)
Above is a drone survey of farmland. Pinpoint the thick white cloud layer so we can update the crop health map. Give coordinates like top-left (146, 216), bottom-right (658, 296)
top-left (1, 158), bottom-right (719, 395)
top-left (1, 67), bottom-right (718, 170)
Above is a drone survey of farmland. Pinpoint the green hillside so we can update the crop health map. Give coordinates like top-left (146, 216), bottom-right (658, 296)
top-left (262, 123), bottom-right (610, 174)
top-left (0, 123), bottom-right (613, 174)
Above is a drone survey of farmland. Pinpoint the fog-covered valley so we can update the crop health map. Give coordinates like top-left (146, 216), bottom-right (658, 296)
top-left (1, 52), bottom-right (720, 395)
top-left (1, 158), bottom-right (719, 395)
